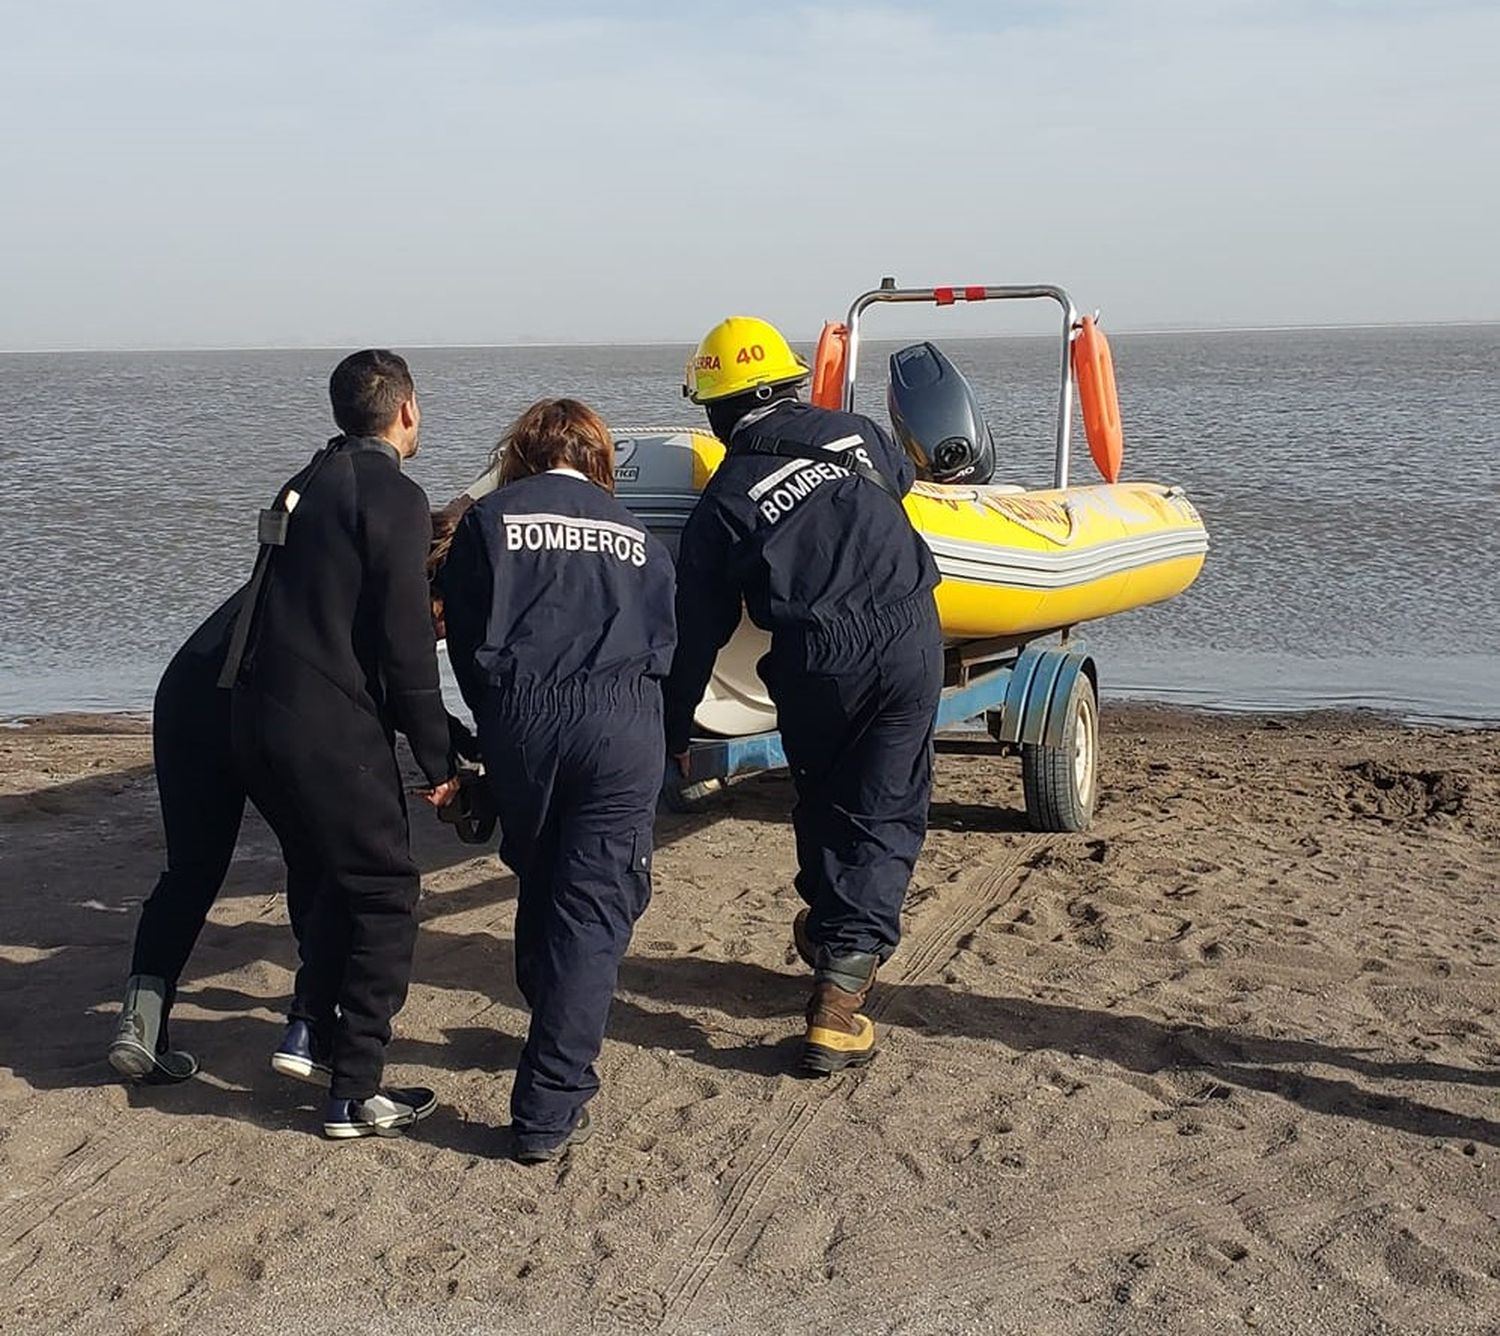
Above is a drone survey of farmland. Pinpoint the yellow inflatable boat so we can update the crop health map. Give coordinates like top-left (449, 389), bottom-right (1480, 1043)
top-left (903, 477), bottom-right (1206, 638)
top-left (614, 427), bottom-right (1205, 639)
top-left (607, 426), bottom-right (1206, 735)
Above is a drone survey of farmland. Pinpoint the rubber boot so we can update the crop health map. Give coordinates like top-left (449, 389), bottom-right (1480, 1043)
top-left (108, 974), bottom-right (199, 1084)
top-left (801, 950), bottom-right (879, 1075)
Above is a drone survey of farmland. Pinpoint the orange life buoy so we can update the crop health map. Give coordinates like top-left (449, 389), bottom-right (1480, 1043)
top-left (1071, 316), bottom-right (1124, 483)
top-left (810, 321), bottom-right (848, 409)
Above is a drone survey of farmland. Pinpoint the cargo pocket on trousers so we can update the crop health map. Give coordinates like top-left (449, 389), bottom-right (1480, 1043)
top-left (628, 826), bottom-right (654, 918)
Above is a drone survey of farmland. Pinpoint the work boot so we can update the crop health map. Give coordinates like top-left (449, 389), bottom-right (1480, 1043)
top-left (791, 909), bottom-right (816, 969)
top-left (513, 1107), bottom-right (594, 1165)
top-left (108, 974), bottom-right (199, 1084)
top-left (801, 950), bottom-right (879, 1076)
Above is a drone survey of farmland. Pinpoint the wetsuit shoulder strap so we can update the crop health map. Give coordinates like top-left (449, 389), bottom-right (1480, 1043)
top-left (216, 439), bottom-right (342, 689)
top-left (732, 432), bottom-right (898, 499)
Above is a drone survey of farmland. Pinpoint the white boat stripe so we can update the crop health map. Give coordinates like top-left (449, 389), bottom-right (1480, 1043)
top-left (921, 528), bottom-right (1208, 573)
top-left (932, 530), bottom-right (1211, 567)
top-left (929, 557), bottom-right (1205, 591)
top-left (926, 535), bottom-right (1209, 589)
top-left (499, 512), bottom-right (644, 542)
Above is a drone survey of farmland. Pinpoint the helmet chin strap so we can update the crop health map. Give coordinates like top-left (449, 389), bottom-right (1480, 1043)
top-left (707, 382), bottom-right (800, 444)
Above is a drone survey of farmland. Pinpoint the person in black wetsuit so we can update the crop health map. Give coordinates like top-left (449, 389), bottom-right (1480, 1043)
top-left (107, 509), bottom-right (481, 1086)
top-left (440, 399), bottom-right (676, 1163)
top-left (224, 349), bottom-right (460, 1140)
top-left (664, 316), bottom-right (943, 1075)
top-left (107, 588), bottom-right (316, 1083)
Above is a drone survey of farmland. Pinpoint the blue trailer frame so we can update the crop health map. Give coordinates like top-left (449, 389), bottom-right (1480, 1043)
top-left (668, 638), bottom-right (1099, 831)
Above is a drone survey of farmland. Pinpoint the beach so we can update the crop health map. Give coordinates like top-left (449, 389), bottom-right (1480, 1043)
top-left (0, 707), bottom-right (1495, 1334)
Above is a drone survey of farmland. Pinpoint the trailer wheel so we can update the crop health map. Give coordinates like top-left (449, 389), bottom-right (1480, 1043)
top-left (1021, 672), bottom-right (1098, 832)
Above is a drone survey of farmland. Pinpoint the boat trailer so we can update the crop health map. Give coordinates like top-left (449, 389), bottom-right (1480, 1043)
top-left (665, 632), bottom-right (1100, 832)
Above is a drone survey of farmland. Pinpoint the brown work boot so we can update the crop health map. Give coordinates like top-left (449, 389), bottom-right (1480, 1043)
top-left (791, 908), bottom-right (816, 969)
top-left (801, 951), bottom-right (879, 1075)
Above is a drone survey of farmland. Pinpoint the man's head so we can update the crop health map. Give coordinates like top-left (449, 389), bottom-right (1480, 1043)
top-left (329, 349), bottom-right (421, 457)
top-left (682, 316), bottom-right (809, 443)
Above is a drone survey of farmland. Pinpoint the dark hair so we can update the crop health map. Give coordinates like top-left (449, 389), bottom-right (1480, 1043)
top-left (329, 349), bottom-right (415, 438)
top-left (496, 398), bottom-right (615, 493)
top-left (427, 495), bottom-right (474, 582)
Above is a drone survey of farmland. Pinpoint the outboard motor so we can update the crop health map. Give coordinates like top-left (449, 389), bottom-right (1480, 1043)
top-left (887, 342), bottom-right (996, 485)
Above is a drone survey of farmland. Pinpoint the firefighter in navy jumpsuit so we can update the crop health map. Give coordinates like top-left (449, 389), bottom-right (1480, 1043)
top-left (439, 398), bottom-right (676, 1163)
top-left (664, 317), bottom-right (943, 1074)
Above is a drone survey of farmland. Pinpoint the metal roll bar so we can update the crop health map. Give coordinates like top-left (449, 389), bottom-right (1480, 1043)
top-left (841, 279), bottom-right (1080, 489)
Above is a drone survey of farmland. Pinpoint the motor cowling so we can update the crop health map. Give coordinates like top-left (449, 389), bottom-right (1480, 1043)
top-left (887, 342), bottom-right (996, 486)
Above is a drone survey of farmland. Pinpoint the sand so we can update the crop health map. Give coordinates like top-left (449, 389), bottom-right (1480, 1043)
top-left (0, 707), bottom-right (1496, 1335)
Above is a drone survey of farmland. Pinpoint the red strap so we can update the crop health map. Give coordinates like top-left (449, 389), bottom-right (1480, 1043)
top-left (933, 286), bottom-right (955, 305)
top-left (964, 286), bottom-right (986, 302)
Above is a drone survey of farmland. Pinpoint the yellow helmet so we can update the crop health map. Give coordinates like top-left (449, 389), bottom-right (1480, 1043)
top-left (683, 316), bottom-right (810, 404)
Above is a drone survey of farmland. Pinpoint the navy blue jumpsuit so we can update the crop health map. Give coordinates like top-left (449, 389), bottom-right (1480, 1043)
top-left (440, 469), bottom-right (676, 1156)
top-left (664, 400), bottom-right (943, 962)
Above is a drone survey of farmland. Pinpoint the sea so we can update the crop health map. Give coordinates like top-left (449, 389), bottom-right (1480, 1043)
top-left (2, 326), bottom-right (1496, 725)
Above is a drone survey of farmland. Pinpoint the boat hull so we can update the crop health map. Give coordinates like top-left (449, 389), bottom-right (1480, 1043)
top-left (613, 428), bottom-right (1207, 637)
top-left (471, 430), bottom-right (1209, 737)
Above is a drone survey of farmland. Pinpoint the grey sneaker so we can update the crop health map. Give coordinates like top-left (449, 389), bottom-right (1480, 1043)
top-left (322, 1087), bottom-right (437, 1139)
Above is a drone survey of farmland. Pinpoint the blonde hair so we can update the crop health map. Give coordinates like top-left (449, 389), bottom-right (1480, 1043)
top-left (496, 398), bottom-right (616, 493)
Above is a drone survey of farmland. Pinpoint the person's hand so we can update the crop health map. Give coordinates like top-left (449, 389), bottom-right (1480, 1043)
top-left (672, 751), bottom-right (691, 779)
top-left (423, 776), bottom-right (462, 809)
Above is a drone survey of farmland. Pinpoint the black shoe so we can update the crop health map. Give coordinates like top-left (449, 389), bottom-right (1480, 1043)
top-left (322, 1087), bottom-right (437, 1139)
top-left (270, 1020), bottom-right (334, 1085)
top-left (513, 1107), bottom-right (593, 1164)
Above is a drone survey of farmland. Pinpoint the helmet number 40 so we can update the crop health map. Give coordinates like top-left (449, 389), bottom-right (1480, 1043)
top-left (736, 344), bottom-right (766, 364)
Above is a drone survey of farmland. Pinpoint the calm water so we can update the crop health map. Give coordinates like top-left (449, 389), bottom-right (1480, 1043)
top-left (2, 327), bottom-right (1496, 723)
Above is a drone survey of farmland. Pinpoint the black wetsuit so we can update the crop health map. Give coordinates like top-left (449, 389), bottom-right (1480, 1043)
top-left (441, 469), bottom-right (676, 1157)
top-left (664, 400), bottom-right (943, 961)
top-left (226, 435), bottom-right (454, 1102)
top-left (128, 588), bottom-right (317, 992)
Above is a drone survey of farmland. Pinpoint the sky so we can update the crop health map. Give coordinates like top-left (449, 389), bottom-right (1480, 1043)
top-left (0, 0), bottom-right (1497, 351)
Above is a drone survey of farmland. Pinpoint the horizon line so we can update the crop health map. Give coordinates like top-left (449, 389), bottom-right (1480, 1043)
top-left (3, 316), bottom-right (1498, 357)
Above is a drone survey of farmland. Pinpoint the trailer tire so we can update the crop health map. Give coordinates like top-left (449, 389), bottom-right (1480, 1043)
top-left (1021, 672), bottom-right (1098, 832)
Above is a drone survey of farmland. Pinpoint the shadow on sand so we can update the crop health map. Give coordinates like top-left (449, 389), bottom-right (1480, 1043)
top-left (2, 758), bottom-right (1496, 1151)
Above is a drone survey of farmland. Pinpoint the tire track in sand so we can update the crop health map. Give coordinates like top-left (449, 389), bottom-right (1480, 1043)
top-left (644, 835), bottom-right (1055, 1331)
top-left (0, 1130), bottom-right (138, 1256)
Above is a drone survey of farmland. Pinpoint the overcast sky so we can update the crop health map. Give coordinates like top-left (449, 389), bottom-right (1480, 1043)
top-left (1, 0), bottom-right (1496, 350)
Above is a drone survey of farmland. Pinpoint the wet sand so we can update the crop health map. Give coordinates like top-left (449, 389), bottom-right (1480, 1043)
top-left (0, 707), bottom-right (1496, 1335)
